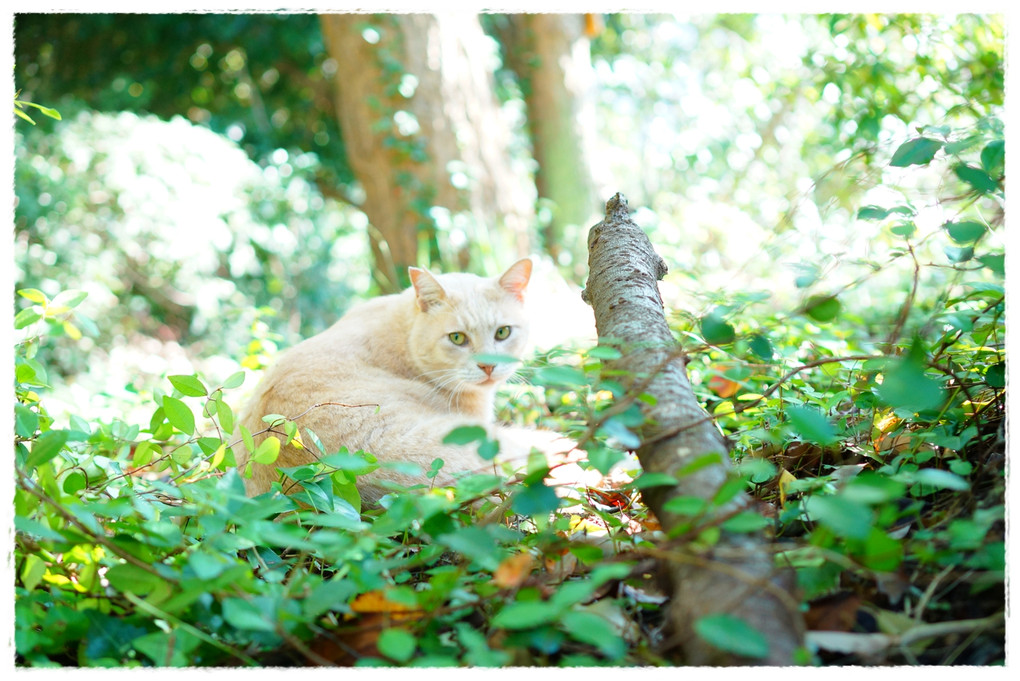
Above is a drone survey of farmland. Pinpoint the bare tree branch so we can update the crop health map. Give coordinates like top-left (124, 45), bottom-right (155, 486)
top-left (581, 193), bottom-right (805, 665)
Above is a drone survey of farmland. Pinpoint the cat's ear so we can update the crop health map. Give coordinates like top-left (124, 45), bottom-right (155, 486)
top-left (409, 267), bottom-right (447, 312)
top-left (498, 258), bottom-right (533, 302)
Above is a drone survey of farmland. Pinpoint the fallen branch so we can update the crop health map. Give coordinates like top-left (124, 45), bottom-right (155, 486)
top-left (581, 193), bottom-right (805, 664)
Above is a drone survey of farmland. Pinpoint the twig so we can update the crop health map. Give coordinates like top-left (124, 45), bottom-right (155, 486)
top-left (884, 243), bottom-right (920, 350)
top-left (642, 354), bottom-right (879, 448)
top-left (15, 469), bottom-right (175, 582)
top-left (123, 592), bottom-right (260, 666)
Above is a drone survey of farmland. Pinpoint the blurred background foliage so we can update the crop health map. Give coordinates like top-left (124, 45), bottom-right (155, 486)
top-left (14, 13), bottom-right (1004, 414)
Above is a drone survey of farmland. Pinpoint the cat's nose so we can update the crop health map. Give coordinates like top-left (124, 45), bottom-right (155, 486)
top-left (478, 363), bottom-right (495, 377)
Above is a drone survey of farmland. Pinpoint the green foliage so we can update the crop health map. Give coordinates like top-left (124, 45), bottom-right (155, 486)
top-left (694, 614), bottom-right (770, 659)
top-left (13, 307), bottom-right (660, 666)
top-left (13, 12), bottom-right (1004, 668)
top-left (14, 91), bottom-right (62, 125)
top-left (14, 14), bottom-right (352, 187)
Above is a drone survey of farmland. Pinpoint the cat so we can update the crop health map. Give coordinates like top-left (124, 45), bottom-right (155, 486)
top-left (235, 258), bottom-right (573, 504)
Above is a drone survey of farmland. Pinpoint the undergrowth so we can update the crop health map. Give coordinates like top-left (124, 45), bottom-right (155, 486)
top-left (13, 120), bottom-right (1005, 667)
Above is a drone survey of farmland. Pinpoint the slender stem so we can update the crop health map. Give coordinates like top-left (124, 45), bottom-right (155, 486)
top-left (15, 469), bottom-right (175, 582)
top-left (123, 592), bottom-right (261, 667)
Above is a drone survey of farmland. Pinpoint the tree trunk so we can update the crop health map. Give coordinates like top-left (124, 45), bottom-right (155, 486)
top-left (581, 193), bottom-right (805, 665)
top-left (319, 13), bottom-right (535, 291)
top-left (501, 14), bottom-right (599, 277)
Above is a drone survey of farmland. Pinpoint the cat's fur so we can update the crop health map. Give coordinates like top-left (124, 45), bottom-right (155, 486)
top-left (235, 258), bottom-right (551, 503)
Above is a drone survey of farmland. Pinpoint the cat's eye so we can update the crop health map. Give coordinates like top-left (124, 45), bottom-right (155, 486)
top-left (494, 325), bottom-right (512, 341)
top-left (449, 331), bottom-right (468, 346)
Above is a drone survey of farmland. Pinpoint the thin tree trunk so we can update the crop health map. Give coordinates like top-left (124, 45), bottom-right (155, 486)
top-left (319, 14), bottom-right (534, 292)
top-left (501, 13), bottom-right (599, 276)
top-left (582, 193), bottom-right (804, 665)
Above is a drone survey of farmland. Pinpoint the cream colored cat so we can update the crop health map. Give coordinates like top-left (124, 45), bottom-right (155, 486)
top-left (235, 258), bottom-right (561, 504)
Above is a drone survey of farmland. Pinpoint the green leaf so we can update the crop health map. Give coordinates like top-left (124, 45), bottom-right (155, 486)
top-left (14, 308), bottom-right (43, 329)
top-left (377, 629), bottom-right (417, 664)
top-left (786, 405), bottom-right (838, 445)
top-left (856, 205), bottom-right (890, 220)
top-left (19, 101), bottom-right (62, 120)
top-left (978, 253), bottom-right (1004, 276)
top-left (134, 630), bottom-right (200, 667)
top-left (456, 622), bottom-right (512, 666)
top-left (216, 398), bottom-right (235, 434)
top-left (252, 436), bottom-right (281, 465)
top-left (889, 137), bottom-right (943, 167)
top-left (442, 425), bottom-right (488, 445)
top-left (841, 472), bottom-right (906, 505)
top-left (188, 550), bottom-right (229, 580)
top-left (599, 417), bottom-right (641, 449)
top-left (980, 139), bottom-right (1004, 174)
top-left (17, 288), bottom-right (49, 305)
top-left (511, 479), bottom-right (561, 517)
top-left (561, 610), bottom-right (626, 659)
top-left (662, 495), bottom-right (707, 516)
top-left (567, 544), bottom-right (605, 564)
top-left (168, 374), bottom-right (207, 397)
top-left (50, 289), bottom-right (88, 310)
top-left (471, 353), bottom-right (518, 365)
top-left (532, 365), bottom-right (588, 388)
top-left (437, 526), bottom-right (501, 571)
top-left (804, 295), bottom-right (841, 322)
top-left (586, 345), bottom-right (622, 360)
top-left (478, 437), bottom-right (500, 460)
top-left (586, 445), bottom-right (627, 475)
top-left (721, 511), bottom-right (769, 533)
top-left (492, 600), bottom-right (563, 630)
top-left (62, 471), bottom-right (87, 495)
top-left (162, 396), bottom-right (195, 435)
top-left (221, 371), bottom-right (246, 390)
top-left (984, 362), bottom-right (1005, 389)
top-left (319, 451), bottom-right (378, 477)
top-left (676, 452), bottom-right (725, 477)
top-left (21, 554), bottom-right (47, 592)
top-left (14, 404), bottom-right (39, 438)
top-left (948, 459), bottom-right (974, 477)
top-left (944, 245), bottom-right (974, 263)
top-left (944, 135), bottom-right (981, 155)
top-left (944, 220), bottom-right (986, 244)
top-left (694, 614), bottom-right (769, 659)
top-left (15, 516), bottom-right (70, 542)
top-left (240, 424), bottom-right (255, 454)
top-left (105, 564), bottom-right (163, 595)
top-left (712, 476), bottom-right (748, 507)
top-left (630, 472), bottom-right (678, 489)
top-left (877, 346), bottom-right (943, 413)
top-left (26, 430), bottom-right (69, 469)
top-left (260, 413), bottom-right (288, 427)
top-left (953, 163), bottom-right (999, 193)
top-left (701, 310), bottom-right (735, 345)
top-left (221, 597), bottom-right (276, 632)
top-left (890, 221), bottom-right (916, 238)
top-left (857, 527), bottom-right (903, 572)
top-left (748, 333), bottom-right (773, 361)
top-left (133, 442), bottom-right (161, 468)
top-left (911, 468), bottom-right (969, 491)
top-left (803, 494), bottom-right (872, 540)
top-left (17, 358), bottom-right (48, 387)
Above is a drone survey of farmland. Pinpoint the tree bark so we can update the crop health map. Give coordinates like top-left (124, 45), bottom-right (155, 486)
top-left (582, 193), bottom-right (805, 665)
top-left (319, 13), bottom-right (535, 291)
top-left (501, 14), bottom-right (599, 277)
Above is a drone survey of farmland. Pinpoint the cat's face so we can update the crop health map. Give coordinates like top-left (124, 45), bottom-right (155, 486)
top-left (407, 259), bottom-right (532, 396)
